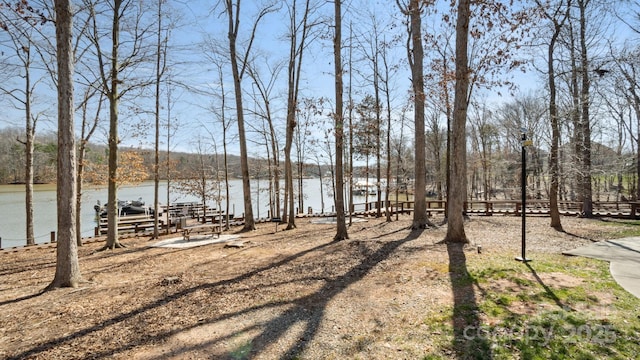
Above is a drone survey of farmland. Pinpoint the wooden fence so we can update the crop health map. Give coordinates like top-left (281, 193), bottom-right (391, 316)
top-left (346, 199), bottom-right (640, 219)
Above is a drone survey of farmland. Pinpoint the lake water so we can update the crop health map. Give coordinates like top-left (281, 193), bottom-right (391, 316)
top-left (0, 178), bottom-right (377, 248)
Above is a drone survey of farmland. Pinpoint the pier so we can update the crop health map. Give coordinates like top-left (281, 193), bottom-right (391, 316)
top-left (3, 199), bottom-right (640, 251)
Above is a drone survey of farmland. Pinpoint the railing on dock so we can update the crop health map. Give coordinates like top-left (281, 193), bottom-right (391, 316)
top-left (337, 199), bottom-right (640, 219)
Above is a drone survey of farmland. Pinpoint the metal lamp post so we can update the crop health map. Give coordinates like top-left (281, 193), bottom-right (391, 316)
top-left (516, 129), bottom-right (532, 262)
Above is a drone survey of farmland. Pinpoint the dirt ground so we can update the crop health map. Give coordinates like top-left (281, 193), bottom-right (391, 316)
top-left (0, 214), bottom-right (620, 359)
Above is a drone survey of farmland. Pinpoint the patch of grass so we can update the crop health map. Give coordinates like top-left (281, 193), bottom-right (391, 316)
top-left (421, 307), bottom-right (456, 353)
top-left (473, 267), bottom-right (520, 281)
top-left (427, 252), bottom-right (640, 359)
top-left (596, 219), bottom-right (640, 238)
top-left (422, 355), bottom-right (447, 360)
top-left (229, 340), bottom-right (252, 360)
top-left (512, 276), bottom-right (535, 287)
top-left (450, 270), bottom-right (476, 287)
top-left (488, 309), bottom-right (630, 360)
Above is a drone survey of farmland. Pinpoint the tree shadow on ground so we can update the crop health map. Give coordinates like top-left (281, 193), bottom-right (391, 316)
top-left (447, 242), bottom-right (493, 359)
top-left (561, 230), bottom-right (600, 242)
top-left (7, 227), bottom-right (422, 359)
top-left (239, 229), bottom-right (425, 359)
top-left (0, 292), bottom-right (44, 307)
top-left (525, 262), bottom-right (573, 311)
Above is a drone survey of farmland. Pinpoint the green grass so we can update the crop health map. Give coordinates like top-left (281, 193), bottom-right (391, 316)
top-left (596, 219), bottom-right (640, 238)
top-left (229, 339), bottom-right (253, 360)
top-left (420, 251), bottom-right (640, 359)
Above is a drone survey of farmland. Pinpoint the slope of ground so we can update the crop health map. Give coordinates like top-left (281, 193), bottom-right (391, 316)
top-left (1, 215), bottom-right (638, 359)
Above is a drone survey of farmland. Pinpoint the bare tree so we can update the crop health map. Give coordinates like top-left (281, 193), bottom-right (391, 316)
top-left (425, 105), bottom-right (445, 201)
top-left (333, 0), bottom-right (348, 241)
top-left (222, 0), bottom-right (276, 231)
top-left (577, 0), bottom-right (594, 216)
top-left (47, 0), bottom-right (82, 289)
top-left (152, 0), bottom-right (169, 239)
top-left (214, 60), bottom-right (235, 229)
top-left (0, 3), bottom-right (49, 246)
top-left (353, 12), bottom-right (385, 218)
top-left (397, 0), bottom-right (431, 229)
top-left (86, 0), bottom-right (155, 249)
top-left (445, 0), bottom-right (470, 243)
top-left (173, 139), bottom-right (221, 218)
top-left (380, 34), bottom-right (400, 223)
top-left (65, 1), bottom-right (108, 247)
top-left (612, 46), bottom-right (640, 200)
top-left (293, 98), bottom-right (319, 216)
top-left (75, 86), bottom-right (102, 245)
top-left (534, 0), bottom-right (572, 230)
top-left (201, 43), bottom-right (236, 229)
top-left (468, 103), bottom-right (499, 201)
top-left (282, 0), bottom-right (319, 229)
top-left (245, 55), bottom-right (283, 223)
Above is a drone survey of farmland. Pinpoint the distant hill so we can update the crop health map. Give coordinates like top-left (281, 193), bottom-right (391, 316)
top-left (0, 127), bottom-right (322, 184)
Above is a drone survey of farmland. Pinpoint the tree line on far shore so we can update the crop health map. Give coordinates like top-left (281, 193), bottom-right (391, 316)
top-left (0, 127), bottom-right (252, 185)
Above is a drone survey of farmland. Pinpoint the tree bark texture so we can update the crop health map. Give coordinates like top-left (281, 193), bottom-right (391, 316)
top-left (408, 0), bottom-right (429, 229)
top-left (24, 59), bottom-right (35, 246)
top-left (226, 0), bottom-right (256, 231)
top-left (333, 0), bottom-right (348, 241)
top-left (48, 0), bottom-right (81, 289)
top-left (446, 0), bottom-right (470, 243)
top-left (106, 0), bottom-right (123, 249)
top-left (578, 0), bottom-right (593, 216)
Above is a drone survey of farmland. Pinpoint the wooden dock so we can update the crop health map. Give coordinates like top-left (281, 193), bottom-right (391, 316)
top-left (93, 199), bottom-right (640, 238)
top-left (341, 199), bottom-right (640, 219)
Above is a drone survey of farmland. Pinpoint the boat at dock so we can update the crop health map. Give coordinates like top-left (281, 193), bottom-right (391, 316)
top-left (353, 180), bottom-right (377, 196)
top-left (94, 198), bottom-right (155, 217)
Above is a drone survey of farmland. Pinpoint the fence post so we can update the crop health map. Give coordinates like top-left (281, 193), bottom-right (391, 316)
top-left (51, 231), bottom-right (56, 243)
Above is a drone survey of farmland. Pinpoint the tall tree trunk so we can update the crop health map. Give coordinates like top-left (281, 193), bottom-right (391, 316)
top-left (285, 114), bottom-right (295, 227)
top-left (317, 160), bottom-right (325, 213)
top-left (445, 0), bottom-right (470, 243)
top-left (153, 0), bottom-right (164, 239)
top-left (373, 36), bottom-right (382, 218)
top-left (106, 0), bottom-right (123, 249)
top-left (269, 115), bottom-right (280, 223)
top-left (214, 65), bottom-right (232, 229)
top-left (76, 90), bottom-right (100, 246)
top-left (24, 61), bottom-right (35, 246)
top-left (47, 0), bottom-right (81, 289)
top-left (443, 43), bottom-right (452, 215)
top-left (285, 18), bottom-right (297, 227)
top-left (536, 0), bottom-right (570, 230)
top-left (284, 0), bottom-right (312, 229)
top-left (348, 22), bottom-right (354, 224)
top-left (569, 21), bottom-right (581, 204)
top-left (76, 136), bottom-right (86, 246)
top-left (383, 45), bottom-right (393, 223)
top-left (226, 0), bottom-right (256, 231)
top-left (166, 86), bottom-right (172, 234)
top-left (406, 0), bottom-right (430, 229)
top-left (297, 155), bottom-right (304, 214)
top-left (333, 0), bottom-right (348, 241)
top-left (578, 0), bottom-right (593, 216)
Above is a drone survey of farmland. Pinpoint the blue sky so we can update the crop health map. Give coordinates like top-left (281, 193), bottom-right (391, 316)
top-left (0, 0), bottom-right (638, 157)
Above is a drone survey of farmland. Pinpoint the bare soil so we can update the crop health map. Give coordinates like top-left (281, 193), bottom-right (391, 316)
top-left (0, 214), bottom-right (619, 359)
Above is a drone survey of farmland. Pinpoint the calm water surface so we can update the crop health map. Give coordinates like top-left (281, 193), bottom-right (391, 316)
top-left (0, 178), bottom-right (348, 248)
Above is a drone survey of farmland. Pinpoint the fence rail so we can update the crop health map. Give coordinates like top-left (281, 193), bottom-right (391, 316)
top-left (344, 199), bottom-right (640, 219)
